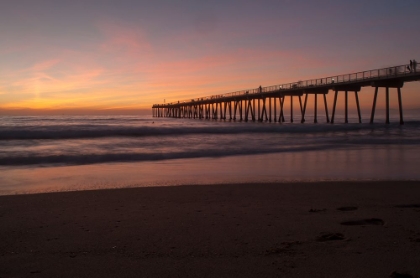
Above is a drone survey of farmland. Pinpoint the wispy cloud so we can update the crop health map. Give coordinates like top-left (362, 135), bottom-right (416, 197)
top-left (1, 1), bottom-right (420, 114)
top-left (29, 59), bottom-right (61, 72)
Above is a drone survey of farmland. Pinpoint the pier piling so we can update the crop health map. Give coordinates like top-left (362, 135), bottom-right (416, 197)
top-left (152, 63), bottom-right (418, 125)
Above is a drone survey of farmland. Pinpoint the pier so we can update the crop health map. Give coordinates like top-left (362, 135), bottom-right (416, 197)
top-left (152, 62), bottom-right (420, 125)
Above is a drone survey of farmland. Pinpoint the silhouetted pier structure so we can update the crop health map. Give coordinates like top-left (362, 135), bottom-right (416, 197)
top-left (152, 63), bottom-right (420, 125)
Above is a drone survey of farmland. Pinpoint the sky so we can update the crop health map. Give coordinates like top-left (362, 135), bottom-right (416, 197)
top-left (0, 0), bottom-right (419, 115)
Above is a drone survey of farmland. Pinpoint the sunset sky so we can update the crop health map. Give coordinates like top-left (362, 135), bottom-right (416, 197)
top-left (1, 0), bottom-right (419, 115)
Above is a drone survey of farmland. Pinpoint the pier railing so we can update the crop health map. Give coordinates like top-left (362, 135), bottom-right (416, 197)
top-left (154, 63), bottom-right (418, 106)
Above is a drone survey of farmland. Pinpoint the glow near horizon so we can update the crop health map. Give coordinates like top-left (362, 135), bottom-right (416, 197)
top-left (0, 0), bottom-right (420, 114)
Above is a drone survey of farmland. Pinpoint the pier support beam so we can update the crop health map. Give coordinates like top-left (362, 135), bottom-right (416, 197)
top-left (278, 97), bottom-right (285, 123)
top-left (331, 90), bottom-right (338, 124)
top-left (370, 87), bottom-right (378, 124)
top-left (324, 94), bottom-right (330, 123)
top-left (386, 87), bottom-right (390, 124)
top-left (274, 97), bottom-right (277, 122)
top-left (245, 99), bottom-right (255, 122)
top-left (314, 94), bottom-right (318, 123)
top-left (262, 98), bottom-right (268, 121)
top-left (370, 82), bottom-right (404, 125)
top-left (301, 89), bottom-right (329, 124)
top-left (290, 96), bottom-right (293, 123)
top-left (345, 91), bottom-right (348, 123)
top-left (233, 100), bottom-right (238, 120)
top-left (253, 99), bottom-right (256, 122)
top-left (398, 87), bottom-right (404, 125)
top-left (278, 95), bottom-right (305, 123)
top-left (298, 96), bottom-right (303, 123)
top-left (331, 85), bottom-right (362, 124)
top-left (355, 91), bottom-right (362, 123)
top-left (240, 100), bottom-right (243, 121)
top-left (301, 94), bottom-right (308, 123)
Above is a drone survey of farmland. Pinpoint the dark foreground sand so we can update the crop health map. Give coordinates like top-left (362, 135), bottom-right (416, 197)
top-left (1, 181), bottom-right (420, 278)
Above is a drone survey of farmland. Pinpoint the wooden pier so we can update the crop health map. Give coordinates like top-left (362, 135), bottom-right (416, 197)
top-left (152, 63), bottom-right (420, 125)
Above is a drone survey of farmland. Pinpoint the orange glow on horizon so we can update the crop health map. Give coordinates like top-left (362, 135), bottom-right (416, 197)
top-left (1, 3), bottom-right (420, 116)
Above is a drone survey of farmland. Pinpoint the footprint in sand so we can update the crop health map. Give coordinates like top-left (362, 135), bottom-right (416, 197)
top-left (309, 208), bottom-right (326, 213)
top-left (337, 206), bottom-right (358, 211)
top-left (317, 232), bottom-right (345, 242)
top-left (340, 218), bottom-right (384, 226)
top-left (394, 204), bottom-right (420, 208)
top-left (389, 271), bottom-right (415, 278)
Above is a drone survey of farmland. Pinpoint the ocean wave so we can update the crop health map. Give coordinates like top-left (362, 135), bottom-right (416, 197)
top-left (1, 115), bottom-right (420, 167)
top-left (0, 143), bottom-right (341, 166)
top-left (1, 121), bottom-right (419, 140)
top-left (1, 137), bottom-right (419, 166)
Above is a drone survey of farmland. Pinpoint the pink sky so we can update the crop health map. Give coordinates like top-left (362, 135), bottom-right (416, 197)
top-left (0, 0), bottom-right (419, 115)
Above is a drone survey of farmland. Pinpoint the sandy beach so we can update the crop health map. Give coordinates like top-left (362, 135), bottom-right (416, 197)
top-left (1, 181), bottom-right (420, 277)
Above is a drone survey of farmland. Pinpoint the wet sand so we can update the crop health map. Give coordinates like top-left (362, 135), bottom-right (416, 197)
top-left (1, 181), bottom-right (420, 277)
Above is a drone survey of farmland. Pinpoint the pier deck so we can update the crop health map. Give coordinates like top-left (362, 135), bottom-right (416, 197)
top-left (152, 63), bottom-right (420, 124)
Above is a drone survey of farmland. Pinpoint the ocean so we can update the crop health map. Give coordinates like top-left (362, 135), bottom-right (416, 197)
top-left (1, 113), bottom-right (420, 195)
